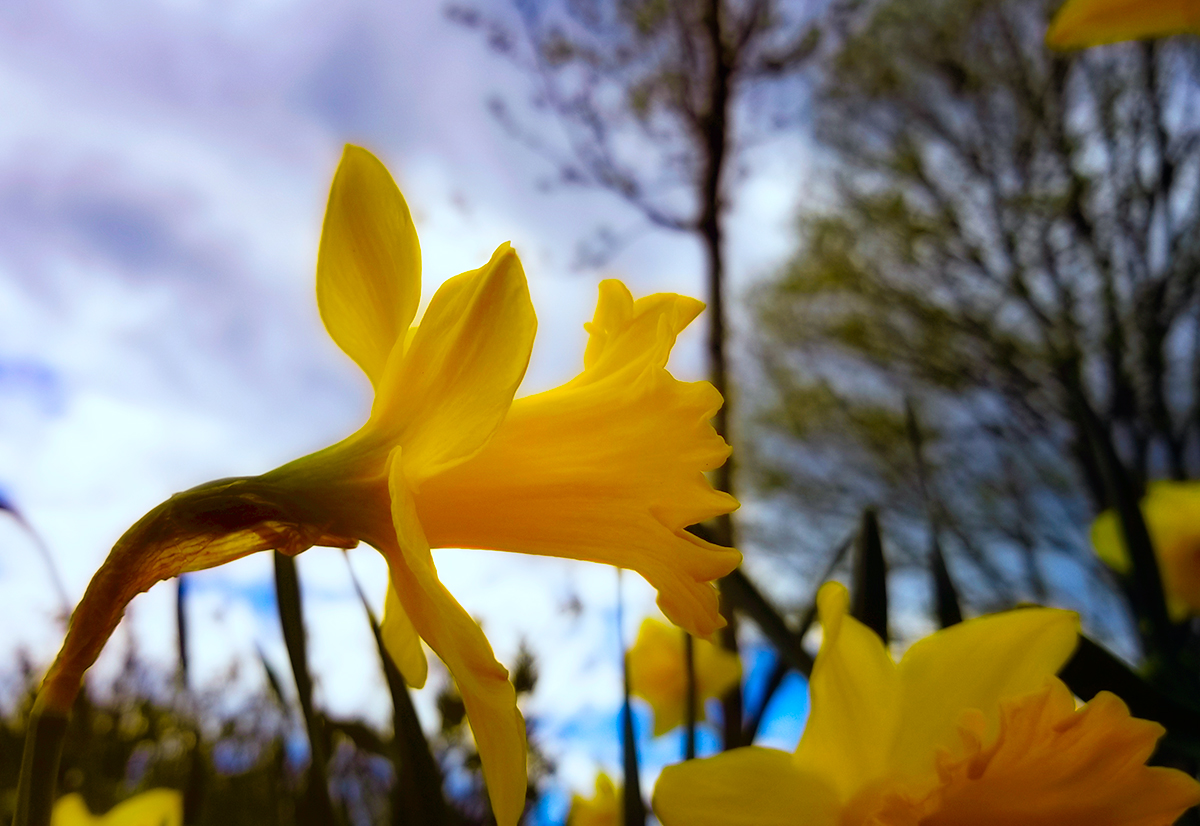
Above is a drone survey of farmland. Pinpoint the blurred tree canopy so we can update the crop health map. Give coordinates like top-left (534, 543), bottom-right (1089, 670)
top-left (750, 0), bottom-right (1200, 623)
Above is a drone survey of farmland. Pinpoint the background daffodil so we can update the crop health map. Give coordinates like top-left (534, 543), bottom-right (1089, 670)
top-left (653, 582), bottom-right (1200, 826)
top-left (51, 791), bottom-right (181, 826)
top-left (567, 773), bottom-right (621, 826)
top-left (1092, 480), bottom-right (1200, 620)
top-left (32, 145), bottom-right (739, 826)
top-left (1046, 0), bottom-right (1200, 48)
top-left (627, 616), bottom-right (741, 737)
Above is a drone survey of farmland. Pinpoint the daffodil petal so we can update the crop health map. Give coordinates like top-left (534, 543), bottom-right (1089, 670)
top-left (890, 604), bottom-right (1078, 780)
top-left (567, 773), bottom-right (621, 826)
top-left (386, 449), bottom-right (527, 826)
top-left (51, 794), bottom-right (96, 826)
top-left (376, 243), bottom-right (536, 484)
top-left (794, 582), bottom-right (900, 802)
top-left (1046, 0), bottom-right (1200, 49)
top-left (653, 747), bottom-right (839, 826)
top-left (580, 279), bottom-right (704, 382)
top-left (926, 679), bottom-right (1200, 825)
top-left (695, 629), bottom-right (743, 698)
top-left (102, 790), bottom-right (183, 826)
top-left (628, 618), bottom-right (691, 735)
top-left (627, 617), bottom-right (742, 736)
top-left (414, 282), bottom-right (739, 636)
top-left (1091, 507), bottom-right (1131, 573)
top-left (382, 577), bottom-right (428, 689)
top-left (317, 145), bottom-right (421, 386)
top-left (1139, 481), bottom-right (1200, 616)
top-left (1091, 482), bottom-right (1200, 619)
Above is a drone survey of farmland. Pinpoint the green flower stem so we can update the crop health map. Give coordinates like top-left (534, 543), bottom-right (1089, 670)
top-left (13, 700), bottom-right (68, 826)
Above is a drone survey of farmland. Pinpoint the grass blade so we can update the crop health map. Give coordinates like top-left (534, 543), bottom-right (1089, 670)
top-left (272, 551), bottom-right (338, 826)
top-left (683, 631), bottom-right (696, 760)
top-left (176, 575), bottom-right (190, 687)
top-left (929, 536), bottom-right (962, 628)
top-left (719, 569), bottom-right (814, 677)
top-left (342, 554), bottom-right (449, 826)
top-left (850, 508), bottom-right (888, 642)
top-left (618, 570), bottom-right (646, 826)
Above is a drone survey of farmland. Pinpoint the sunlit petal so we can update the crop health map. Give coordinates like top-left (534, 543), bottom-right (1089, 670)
top-left (579, 280), bottom-right (704, 383)
top-left (382, 578), bottom-right (428, 689)
top-left (316, 145), bottom-right (421, 385)
top-left (386, 450), bottom-right (527, 826)
top-left (376, 243), bottom-right (536, 483)
top-left (794, 583), bottom-right (900, 802)
top-left (653, 747), bottom-right (839, 826)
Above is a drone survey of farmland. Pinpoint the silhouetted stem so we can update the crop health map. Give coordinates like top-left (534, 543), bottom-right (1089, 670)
top-left (13, 701), bottom-right (67, 826)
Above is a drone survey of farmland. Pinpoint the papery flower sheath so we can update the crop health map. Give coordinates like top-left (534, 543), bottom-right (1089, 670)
top-left (653, 582), bottom-right (1200, 826)
top-left (38, 146), bottom-right (740, 826)
top-left (567, 773), bottom-right (622, 826)
top-left (1046, 0), bottom-right (1200, 48)
top-left (627, 616), bottom-right (741, 736)
top-left (51, 791), bottom-right (181, 826)
top-left (1092, 480), bottom-right (1200, 620)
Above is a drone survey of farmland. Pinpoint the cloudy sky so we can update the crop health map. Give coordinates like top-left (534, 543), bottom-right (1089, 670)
top-left (0, 0), bottom-right (812, 812)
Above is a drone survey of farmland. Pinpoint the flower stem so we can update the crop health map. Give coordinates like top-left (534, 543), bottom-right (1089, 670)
top-left (13, 701), bottom-right (68, 826)
top-left (683, 631), bottom-right (696, 760)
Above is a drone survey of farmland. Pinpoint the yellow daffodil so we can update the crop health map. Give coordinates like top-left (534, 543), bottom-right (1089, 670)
top-left (1092, 480), bottom-right (1200, 621)
top-left (567, 773), bottom-right (621, 826)
top-left (1046, 0), bottom-right (1200, 49)
top-left (627, 616), bottom-right (741, 736)
top-left (51, 791), bottom-right (181, 826)
top-left (653, 582), bottom-right (1200, 826)
top-left (36, 146), bottom-right (739, 826)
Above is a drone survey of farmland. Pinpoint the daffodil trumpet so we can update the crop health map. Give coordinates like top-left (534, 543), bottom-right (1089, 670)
top-left (18, 146), bottom-right (739, 826)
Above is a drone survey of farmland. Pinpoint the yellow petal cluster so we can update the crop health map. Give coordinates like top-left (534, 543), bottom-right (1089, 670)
top-left (1046, 0), bottom-right (1200, 49)
top-left (653, 582), bottom-right (1200, 826)
top-left (51, 791), bottom-right (181, 826)
top-left (627, 617), bottom-right (741, 736)
top-left (1092, 480), bottom-right (1200, 620)
top-left (38, 146), bottom-right (740, 826)
top-left (567, 773), bottom-right (622, 826)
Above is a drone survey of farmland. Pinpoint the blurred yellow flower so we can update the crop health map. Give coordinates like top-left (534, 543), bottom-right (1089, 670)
top-left (38, 146), bottom-right (740, 826)
top-left (1092, 480), bottom-right (1200, 620)
top-left (567, 773), bottom-right (621, 826)
top-left (51, 791), bottom-right (181, 826)
top-left (627, 616), bottom-right (741, 736)
top-left (653, 582), bottom-right (1200, 826)
top-left (1046, 0), bottom-right (1200, 49)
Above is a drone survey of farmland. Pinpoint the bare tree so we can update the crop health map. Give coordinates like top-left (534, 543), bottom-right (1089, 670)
top-left (451, 0), bottom-right (820, 746)
top-left (751, 0), bottom-right (1200, 637)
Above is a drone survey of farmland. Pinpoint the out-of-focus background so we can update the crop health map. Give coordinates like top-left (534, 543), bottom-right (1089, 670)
top-left (0, 1), bottom-right (811, 820)
top-left (4, 0), bottom-right (1200, 822)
